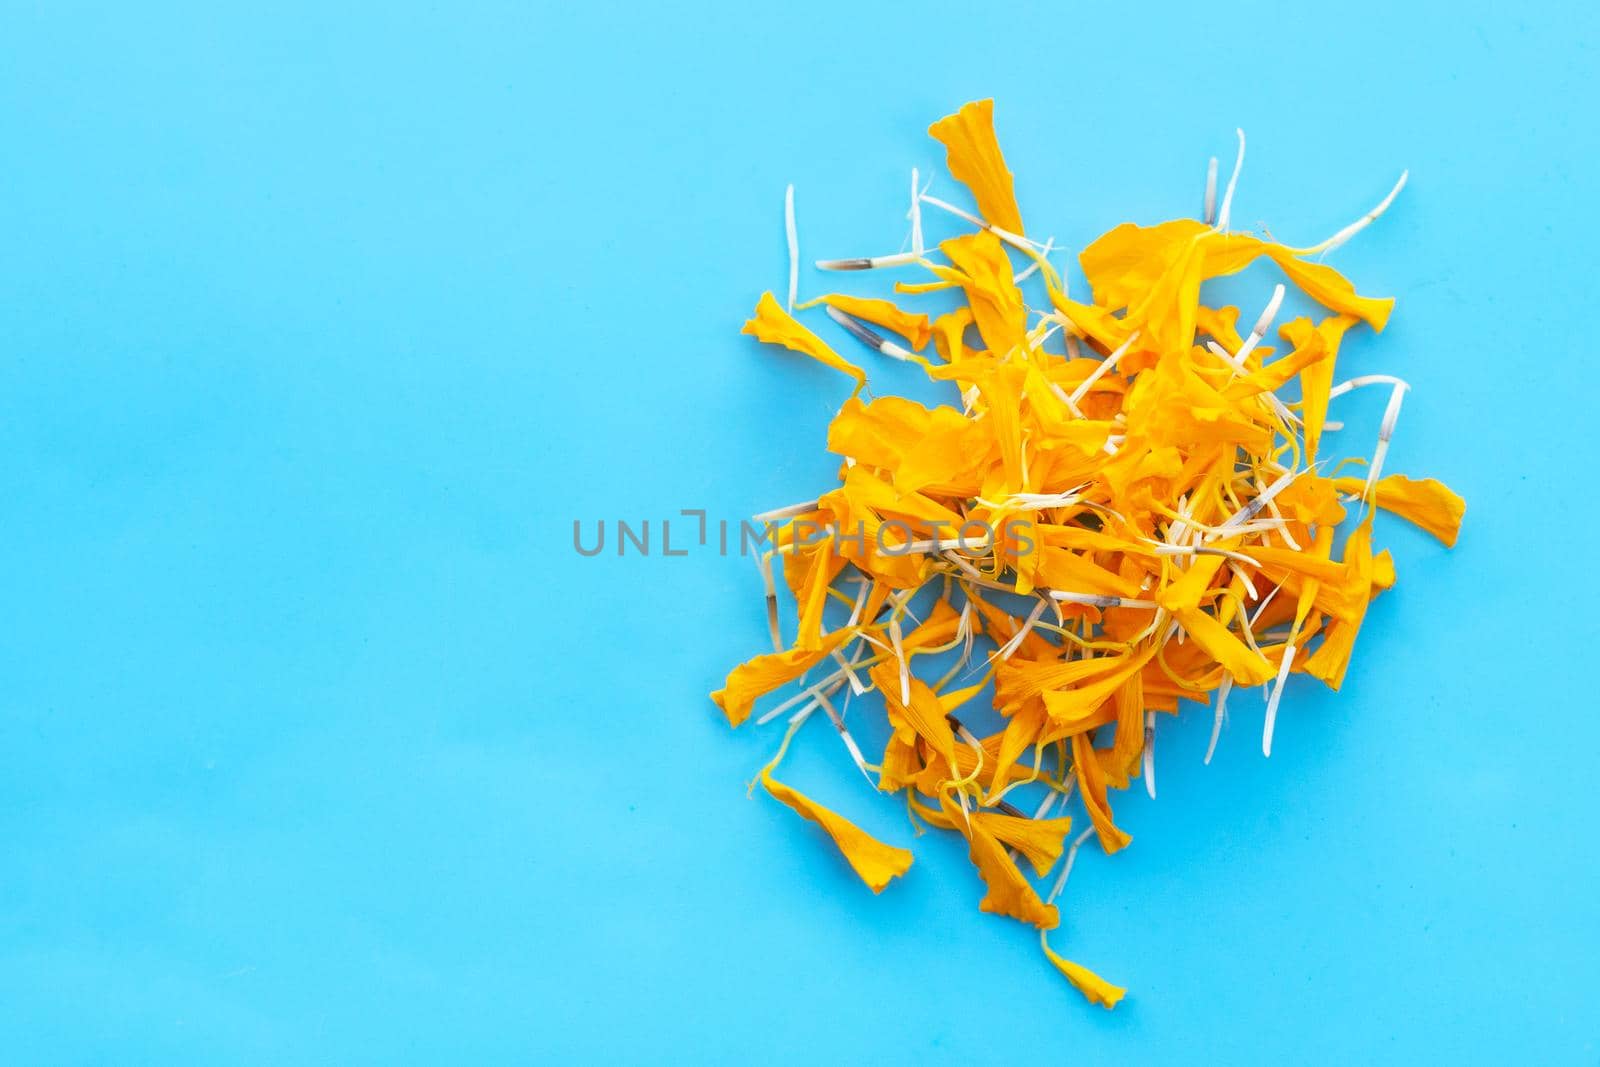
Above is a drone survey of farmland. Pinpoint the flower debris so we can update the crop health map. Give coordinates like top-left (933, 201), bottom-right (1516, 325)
top-left (713, 100), bottom-right (1464, 1008)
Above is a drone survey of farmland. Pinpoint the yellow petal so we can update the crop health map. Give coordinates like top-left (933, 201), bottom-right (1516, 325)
top-left (932, 232), bottom-right (1029, 355)
top-left (1207, 234), bottom-right (1394, 332)
top-left (710, 631), bottom-right (848, 726)
top-left (1335, 474), bottom-right (1466, 547)
top-left (742, 291), bottom-right (866, 393)
top-left (1072, 730), bottom-right (1132, 854)
top-left (761, 770), bottom-right (912, 892)
top-left (1041, 935), bottom-right (1126, 1009)
top-left (870, 663), bottom-right (959, 777)
top-left (976, 811), bottom-right (1075, 876)
top-left (928, 99), bottom-right (1024, 236)
top-left (940, 795), bottom-right (1059, 928)
top-left (1279, 314), bottom-right (1358, 461)
top-left (1171, 607), bottom-right (1276, 687)
top-left (804, 293), bottom-right (933, 351)
top-left (1040, 648), bottom-right (1158, 727)
top-left (1304, 523), bottom-right (1376, 689)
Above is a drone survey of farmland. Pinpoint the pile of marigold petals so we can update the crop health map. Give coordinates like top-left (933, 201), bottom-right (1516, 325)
top-left (712, 100), bottom-right (1464, 1009)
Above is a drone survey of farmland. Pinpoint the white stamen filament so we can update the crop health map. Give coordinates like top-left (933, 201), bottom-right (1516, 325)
top-left (1203, 156), bottom-right (1219, 224)
top-left (1215, 128), bottom-right (1246, 233)
top-left (910, 168), bottom-right (924, 255)
top-left (1217, 464), bottom-right (1309, 534)
top-left (1204, 339), bottom-right (1249, 374)
top-left (1032, 789), bottom-right (1060, 821)
top-left (1152, 544), bottom-right (1263, 568)
top-left (918, 194), bottom-right (1049, 253)
top-left (813, 689), bottom-right (876, 784)
top-left (996, 597), bottom-right (1049, 661)
top-left (888, 616), bottom-right (910, 705)
top-left (756, 639), bottom-right (870, 725)
top-left (1014, 237), bottom-right (1055, 283)
top-left (1364, 382), bottom-right (1408, 501)
top-left (982, 485), bottom-right (1089, 512)
top-left (1298, 170), bottom-right (1409, 256)
top-left (1247, 583), bottom-right (1283, 629)
top-left (784, 184), bottom-right (799, 312)
top-left (1049, 590), bottom-right (1158, 610)
top-left (1230, 561), bottom-right (1259, 600)
top-left (753, 499), bottom-right (820, 523)
top-left (895, 537), bottom-right (969, 556)
top-left (1204, 673), bottom-right (1233, 765)
top-left (823, 305), bottom-right (916, 361)
top-left (1236, 284), bottom-right (1286, 365)
top-left (1143, 710), bottom-right (1157, 799)
top-left (814, 250), bottom-right (923, 271)
top-left (830, 646), bottom-right (869, 696)
top-left (1329, 373), bottom-right (1410, 399)
top-left (1263, 494), bottom-right (1302, 552)
top-left (1068, 331), bottom-right (1141, 407)
top-left (1262, 643), bottom-right (1296, 757)
top-left (761, 670), bottom-right (848, 726)
top-left (844, 580), bottom-right (870, 629)
top-left (1048, 826), bottom-right (1099, 905)
top-left (758, 550), bottom-right (783, 652)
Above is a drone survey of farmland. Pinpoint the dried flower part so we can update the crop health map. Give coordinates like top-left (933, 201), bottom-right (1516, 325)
top-left (761, 769), bottom-right (913, 893)
top-left (718, 101), bottom-right (1463, 1007)
top-left (1334, 474), bottom-right (1466, 547)
top-left (800, 294), bottom-right (934, 352)
top-left (928, 99), bottom-right (1024, 238)
top-left (742, 291), bottom-right (866, 395)
top-left (1041, 935), bottom-right (1127, 1010)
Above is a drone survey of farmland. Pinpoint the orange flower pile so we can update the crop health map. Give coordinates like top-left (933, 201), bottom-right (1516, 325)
top-left (713, 100), bottom-right (1464, 1007)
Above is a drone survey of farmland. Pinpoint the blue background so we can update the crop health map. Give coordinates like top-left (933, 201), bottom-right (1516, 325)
top-left (2, 2), bottom-right (1596, 1062)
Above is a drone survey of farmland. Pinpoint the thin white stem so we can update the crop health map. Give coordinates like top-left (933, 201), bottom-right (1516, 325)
top-left (1215, 129), bottom-right (1246, 233)
top-left (996, 597), bottom-right (1049, 662)
top-left (1298, 170), bottom-right (1409, 256)
top-left (909, 168), bottom-right (924, 254)
top-left (1143, 711), bottom-right (1157, 799)
top-left (753, 499), bottom-right (820, 523)
top-left (830, 646), bottom-right (869, 696)
top-left (1230, 561), bottom-right (1258, 601)
top-left (1247, 583), bottom-right (1284, 628)
top-left (1364, 383), bottom-right (1408, 501)
top-left (1262, 643), bottom-right (1296, 757)
top-left (814, 251), bottom-right (923, 271)
top-left (1204, 674), bottom-right (1233, 765)
top-left (889, 616), bottom-right (909, 705)
top-left (824, 305), bottom-right (915, 361)
top-left (1014, 237), bottom-right (1055, 283)
top-left (1236, 284), bottom-right (1286, 365)
top-left (1049, 590), bottom-right (1158, 610)
top-left (784, 184), bottom-right (799, 312)
top-left (844, 579), bottom-right (870, 629)
top-left (815, 690), bottom-right (876, 786)
top-left (1204, 339), bottom-right (1249, 375)
top-left (1152, 543), bottom-right (1263, 568)
top-left (1068, 331), bottom-right (1141, 407)
top-left (755, 658), bottom-right (853, 725)
top-left (1203, 156), bottom-right (1219, 224)
top-left (1329, 373), bottom-right (1410, 399)
top-left (1048, 826), bottom-right (1099, 905)
top-left (919, 194), bottom-right (1048, 253)
top-left (757, 550), bottom-right (783, 653)
top-left (1216, 465), bottom-right (1311, 534)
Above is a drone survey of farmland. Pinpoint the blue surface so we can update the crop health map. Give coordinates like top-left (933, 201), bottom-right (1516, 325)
top-left (1, 2), bottom-right (1596, 1062)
